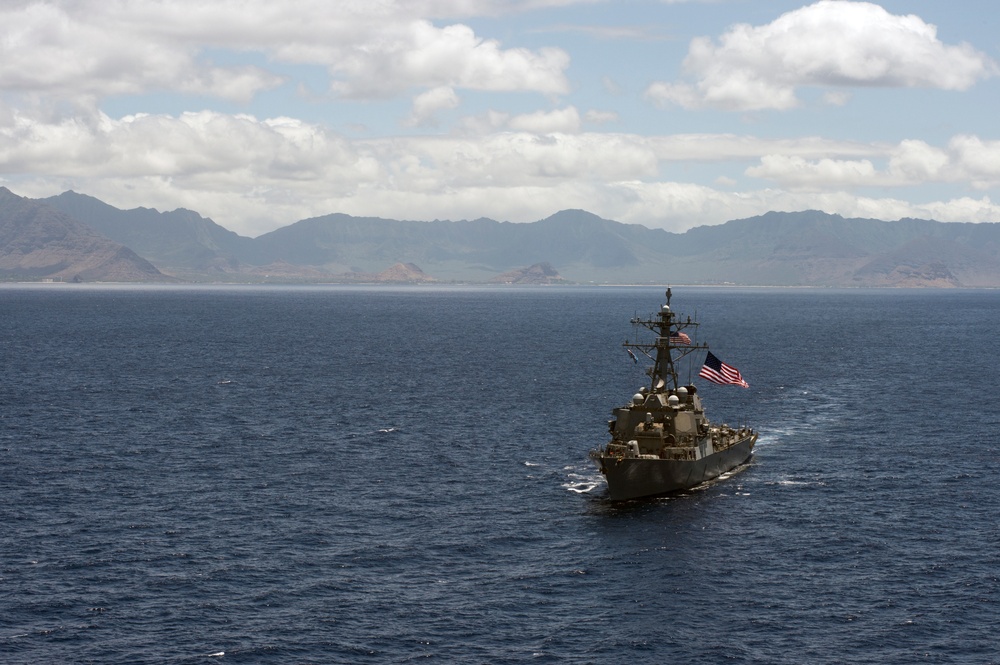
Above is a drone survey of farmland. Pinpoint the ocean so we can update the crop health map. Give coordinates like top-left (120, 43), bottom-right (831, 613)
top-left (1, 285), bottom-right (998, 664)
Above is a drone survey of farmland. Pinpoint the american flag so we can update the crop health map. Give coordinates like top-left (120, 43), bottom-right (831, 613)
top-left (699, 351), bottom-right (749, 388)
top-left (669, 330), bottom-right (691, 345)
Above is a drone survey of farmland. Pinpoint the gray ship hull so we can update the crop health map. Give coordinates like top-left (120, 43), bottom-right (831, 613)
top-left (596, 435), bottom-right (755, 501)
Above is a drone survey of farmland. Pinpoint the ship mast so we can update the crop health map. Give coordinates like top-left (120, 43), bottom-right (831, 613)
top-left (624, 288), bottom-right (707, 393)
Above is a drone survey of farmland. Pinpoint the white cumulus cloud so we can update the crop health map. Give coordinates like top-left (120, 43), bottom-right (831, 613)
top-left (0, 0), bottom-right (570, 105)
top-left (746, 155), bottom-right (877, 189)
top-left (745, 137), bottom-right (1000, 191)
top-left (329, 21), bottom-right (570, 98)
top-left (0, 2), bottom-right (286, 103)
top-left (508, 107), bottom-right (582, 133)
top-left (948, 135), bottom-right (1000, 189)
top-left (645, 0), bottom-right (996, 111)
top-left (406, 87), bottom-right (462, 127)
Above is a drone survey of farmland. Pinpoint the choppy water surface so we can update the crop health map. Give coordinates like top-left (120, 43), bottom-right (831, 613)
top-left (2, 285), bottom-right (998, 664)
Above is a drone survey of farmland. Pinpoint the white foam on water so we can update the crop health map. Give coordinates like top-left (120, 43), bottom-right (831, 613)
top-left (563, 467), bottom-right (605, 493)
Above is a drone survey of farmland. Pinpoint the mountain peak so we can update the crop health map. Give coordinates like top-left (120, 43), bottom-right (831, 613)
top-left (541, 209), bottom-right (610, 225)
top-left (490, 262), bottom-right (566, 284)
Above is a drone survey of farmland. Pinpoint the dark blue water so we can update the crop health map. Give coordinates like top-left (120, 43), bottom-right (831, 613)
top-left (2, 285), bottom-right (999, 664)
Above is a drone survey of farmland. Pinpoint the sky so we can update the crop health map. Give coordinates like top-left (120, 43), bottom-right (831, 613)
top-left (1, 0), bottom-right (999, 237)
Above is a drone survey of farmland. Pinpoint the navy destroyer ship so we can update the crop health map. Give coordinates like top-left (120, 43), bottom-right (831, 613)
top-left (590, 289), bottom-right (757, 500)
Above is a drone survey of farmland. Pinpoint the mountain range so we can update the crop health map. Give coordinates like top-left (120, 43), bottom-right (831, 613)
top-left (2, 186), bottom-right (1000, 287)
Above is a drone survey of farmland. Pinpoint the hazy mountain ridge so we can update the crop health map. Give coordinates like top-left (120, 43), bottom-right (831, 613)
top-left (0, 188), bottom-right (168, 282)
top-left (248, 210), bottom-right (639, 275)
top-left (3, 187), bottom-right (1000, 286)
top-left (44, 190), bottom-right (252, 274)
